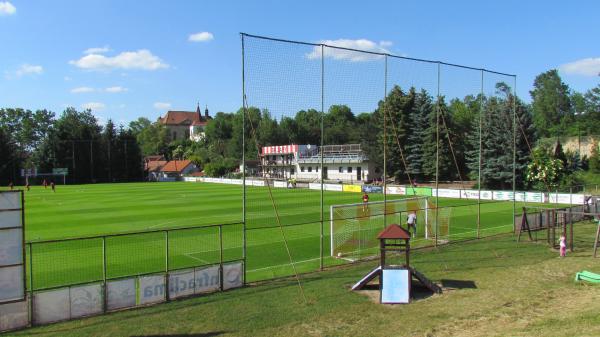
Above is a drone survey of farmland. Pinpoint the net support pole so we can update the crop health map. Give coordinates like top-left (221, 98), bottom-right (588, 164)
top-left (383, 54), bottom-right (388, 228)
top-left (102, 236), bottom-right (107, 313)
top-left (241, 33), bottom-right (247, 285)
top-left (512, 76), bottom-right (517, 233)
top-left (435, 62), bottom-right (441, 246)
top-left (477, 70), bottom-right (483, 239)
top-left (319, 44), bottom-right (324, 271)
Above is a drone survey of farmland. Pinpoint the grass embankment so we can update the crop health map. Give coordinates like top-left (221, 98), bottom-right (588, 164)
top-left (9, 221), bottom-right (600, 337)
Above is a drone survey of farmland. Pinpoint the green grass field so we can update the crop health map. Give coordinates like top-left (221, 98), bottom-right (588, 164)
top-left (9, 221), bottom-right (600, 337)
top-left (14, 182), bottom-right (554, 289)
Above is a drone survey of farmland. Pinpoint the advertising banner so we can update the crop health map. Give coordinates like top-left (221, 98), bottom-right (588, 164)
top-left (33, 289), bottom-right (70, 324)
top-left (138, 275), bottom-right (166, 305)
top-left (251, 180), bottom-right (265, 187)
top-left (362, 185), bottom-right (383, 193)
top-left (435, 189), bottom-right (461, 198)
top-left (480, 191), bottom-right (493, 200)
top-left (223, 262), bottom-right (243, 290)
top-left (308, 183), bottom-right (321, 190)
top-left (342, 185), bottom-right (362, 193)
top-left (194, 265), bottom-right (221, 294)
top-left (168, 269), bottom-right (196, 299)
top-left (461, 190), bottom-right (479, 200)
top-left (0, 299), bottom-right (28, 331)
top-left (0, 266), bottom-right (23, 302)
top-left (273, 181), bottom-right (287, 188)
top-left (70, 284), bottom-right (103, 318)
top-left (324, 184), bottom-right (343, 192)
top-left (493, 191), bottom-right (514, 201)
top-left (106, 278), bottom-right (136, 311)
top-left (386, 186), bottom-right (405, 195)
top-left (525, 192), bottom-right (544, 203)
top-left (548, 193), bottom-right (584, 205)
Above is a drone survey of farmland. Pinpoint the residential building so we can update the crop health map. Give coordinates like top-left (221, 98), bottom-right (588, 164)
top-left (260, 144), bottom-right (379, 183)
top-left (158, 160), bottom-right (199, 181)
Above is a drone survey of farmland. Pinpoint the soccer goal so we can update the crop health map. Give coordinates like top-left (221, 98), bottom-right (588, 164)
top-left (330, 197), bottom-right (450, 260)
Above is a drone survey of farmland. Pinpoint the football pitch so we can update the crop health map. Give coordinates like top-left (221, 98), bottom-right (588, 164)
top-left (18, 182), bottom-right (547, 289)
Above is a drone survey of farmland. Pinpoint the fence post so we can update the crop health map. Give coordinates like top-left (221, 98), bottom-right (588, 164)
top-left (28, 242), bottom-right (34, 326)
top-left (219, 226), bottom-right (224, 291)
top-left (102, 236), bottom-right (107, 313)
top-left (165, 230), bottom-right (169, 301)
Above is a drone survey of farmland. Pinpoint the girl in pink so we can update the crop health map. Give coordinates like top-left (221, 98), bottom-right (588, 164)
top-left (559, 235), bottom-right (566, 257)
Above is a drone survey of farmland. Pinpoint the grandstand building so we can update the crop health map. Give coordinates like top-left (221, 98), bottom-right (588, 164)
top-left (260, 144), bottom-right (378, 183)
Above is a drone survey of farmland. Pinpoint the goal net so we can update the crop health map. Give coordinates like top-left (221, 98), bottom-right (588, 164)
top-left (330, 197), bottom-right (450, 260)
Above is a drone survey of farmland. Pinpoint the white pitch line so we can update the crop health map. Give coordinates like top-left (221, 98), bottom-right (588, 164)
top-left (184, 253), bottom-right (210, 264)
top-left (247, 257), bottom-right (323, 273)
top-left (148, 220), bottom-right (178, 229)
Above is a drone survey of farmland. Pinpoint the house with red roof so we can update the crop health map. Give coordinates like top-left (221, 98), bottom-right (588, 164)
top-left (157, 160), bottom-right (199, 181)
top-left (158, 104), bottom-right (211, 142)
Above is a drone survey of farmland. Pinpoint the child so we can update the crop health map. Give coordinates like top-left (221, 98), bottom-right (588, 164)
top-left (407, 211), bottom-right (417, 238)
top-left (559, 235), bottom-right (566, 257)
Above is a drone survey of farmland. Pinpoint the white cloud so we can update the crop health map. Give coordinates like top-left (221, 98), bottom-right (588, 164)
top-left (0, 1), bottom-right (16, 15)
top-left (306, 39), bottom-right (391, 62)
top-left (6, 64), bottom-right (44, 78)
top-left (71, 86), bottom-right (95, 93)
top-left (69, 49), bottom-right (169, 71)
top-left (154, 102), bottom-right (171, 110)
top-left (84, 46), bottom-right (111, 55)
top-left (560, 58), bottom-right (600, 77)
top-left (188, 32), bottom-right (214, 42)
top-left (64, 76), bottom-right (72, 81)
top-left (81, 102), bottom-right (106, 111)
top-left (105, 86), bottom-right (128, 93)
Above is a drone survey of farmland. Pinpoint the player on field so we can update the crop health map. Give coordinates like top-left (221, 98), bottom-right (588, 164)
top-left (50, 181), bottom-right (55, 192)
top-left (42, 179), bottom-right (48, 189)
top-left (25, 181), bottom-right (30, 191)
top-left (8, 182), bottom-right (13, 190)
top-left (362, 192), bottom-right (369, 212)
top-left (407, 211), bottom-right (417, 238)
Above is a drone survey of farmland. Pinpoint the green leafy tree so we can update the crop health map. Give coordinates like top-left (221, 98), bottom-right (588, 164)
top-left (530, 70), bottom-right (572, 138)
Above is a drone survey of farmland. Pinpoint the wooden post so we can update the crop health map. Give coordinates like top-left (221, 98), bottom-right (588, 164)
top-left (405, 239), bottom-right (410, 268)
top-left (594, 222), bottom-right (600, 258)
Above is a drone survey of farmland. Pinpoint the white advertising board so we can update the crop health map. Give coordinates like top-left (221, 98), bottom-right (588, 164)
top-left (525, 192), bottom-right (544, 203)
top-left (251, 180), bottom-right (265, 187)
top-left (194, 265), bottom-right (221, 294)
top-left (273, 181), bottom-right (287, 188)
top-left (435, 188), bottom-right (461, 198)
top-left (0, 266), bottom-right (23, 302)
top-left (168, 269), bottom-right (196, 299)
top-left (0, 193), bottom-right (20, 210)
top-left (223, 262), bottom-right (243, 290)
top-left (548, 193), bottom-right (584, 205)
top-left (480, 191), bottom-right (493, 200)
top-left (308, 183), bottom-right (321, 190)
top-left (493, 191), bottom-right (514, 201)
top-left (138, 275), bottom-right (166, 305)
top-left (106, 278), bottom-right (136, 311)
top-left (0, 229), bottom-right (22, 266)
top-left (324, 184), bottom-right (343, 192)
top-left (461, 190), bottom-right (480, 200)
top-left (33, 289), bottom-right (70, 324)
top-left (514, 192), bottom-right (526, 202)
top-left (386, 186), bottom-right (405, 195)
top-left (0, 298), bottom-right (28, 331)
top-left (70, 284), bottom-right (103, 318)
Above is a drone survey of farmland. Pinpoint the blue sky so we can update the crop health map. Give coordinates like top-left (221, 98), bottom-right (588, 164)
top-left (1, 0), bottom-right (598, 125)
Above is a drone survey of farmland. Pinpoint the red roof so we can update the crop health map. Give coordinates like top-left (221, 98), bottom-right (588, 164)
top-left (159, 111), bottom-right (211, 126)
top-left (147, 160), bottom-right (167, 172)
top-left (377, 224), bottom-right (411, 240)
top-left (160, 160), bottom-right (194, 173)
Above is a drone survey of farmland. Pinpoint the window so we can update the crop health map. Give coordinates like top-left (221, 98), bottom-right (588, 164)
top-left (184, 130), bottom-right (190, 139)
top-left (301, 166), bottom-right (305, 172)
top-left (172, 131), bottom-right (177, 139)
top-left (347, 167), bottom-right (353, 173)
top-left (308, 166), bottom-right (312, 172)
top-left (316, 166), bottom-right (319, 172)
top-left (339, 167), bottom-right (343, 173)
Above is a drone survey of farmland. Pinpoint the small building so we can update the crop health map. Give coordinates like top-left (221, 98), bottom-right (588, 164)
top-left (158, 104), bottom-right (211, 142)
top-left (146, 160), bottom-right (167, 181)
top-left (260, 144), bottom-right (379, 183)
top-left (158, 160), bottom-right (199, 181)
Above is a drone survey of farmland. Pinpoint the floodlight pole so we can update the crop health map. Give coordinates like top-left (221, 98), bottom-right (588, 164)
top-left (320, 44), bottom-right (324, 270)
top-left (383, 55), bottom-right (388, 228)
top-left (512, 76), bottom-right (517, 232)
top-left (478, 70), bottom-right (483, 239)
top-left (435, 62), bottom-right (440, 247)
top-left (241, 33), bottom-right (247, 284)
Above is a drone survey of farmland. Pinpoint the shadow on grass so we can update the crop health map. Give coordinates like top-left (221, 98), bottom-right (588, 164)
top-left (130, 333), bottom-right (227, 337)
top-left (441, 279), bottom-right (477, 289)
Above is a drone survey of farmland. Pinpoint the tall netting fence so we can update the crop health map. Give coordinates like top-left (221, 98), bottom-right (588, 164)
top-left (241, 33), bottom-right (524, 279)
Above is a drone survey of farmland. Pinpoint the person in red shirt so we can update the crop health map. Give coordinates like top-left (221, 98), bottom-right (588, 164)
top-left (362, 192), bottom-right (369, 212)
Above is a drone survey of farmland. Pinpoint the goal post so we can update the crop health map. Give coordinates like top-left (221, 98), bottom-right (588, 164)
top-left (330, 197), bottom-right (451, 260)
